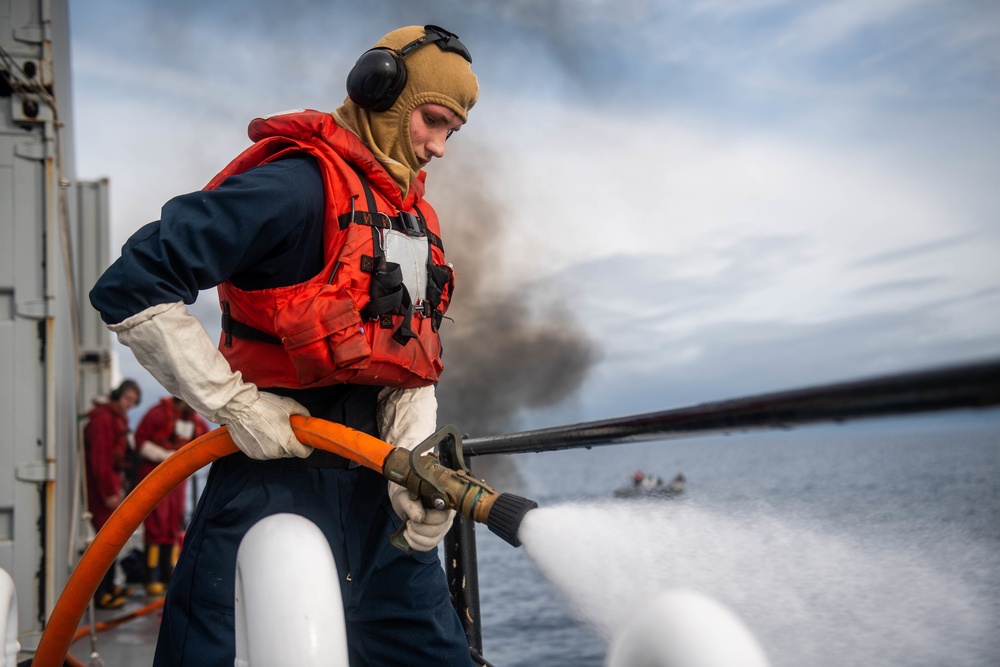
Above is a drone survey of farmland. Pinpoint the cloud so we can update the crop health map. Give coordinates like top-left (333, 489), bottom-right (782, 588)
top-left (774, 0), bottom-right (933, 53)
top-left (565, 294), bottom-right (1000, 423)
top-left (851, 231), bottom-right (983, 269)
top-left (528, 235), bottom-right (1000, 424)
top-left (849, 277), bottom-right (945, 298)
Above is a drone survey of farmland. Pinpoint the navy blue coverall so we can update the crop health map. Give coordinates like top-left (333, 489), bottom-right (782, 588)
top-left (90, 156), bottom-right (472, 666)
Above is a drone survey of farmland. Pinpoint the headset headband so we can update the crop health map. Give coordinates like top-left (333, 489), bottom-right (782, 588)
top-left (346, 25), bottom-right (473, 112)
top-left (398, 25), bottom-right (472, 63)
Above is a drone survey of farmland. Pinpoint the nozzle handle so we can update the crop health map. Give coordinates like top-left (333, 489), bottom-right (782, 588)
top-left (389, 526), bottom-right (412, 554)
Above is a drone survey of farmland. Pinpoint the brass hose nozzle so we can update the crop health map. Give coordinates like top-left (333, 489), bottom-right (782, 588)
top-left (382, 425), bottom-right (537, 549)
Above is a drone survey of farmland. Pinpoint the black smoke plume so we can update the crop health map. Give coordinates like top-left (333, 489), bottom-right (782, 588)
top-left (428, 144), bottom-right (598, 438)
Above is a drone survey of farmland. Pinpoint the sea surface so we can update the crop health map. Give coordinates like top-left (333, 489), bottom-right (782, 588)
top-left (470, 411), bottom-right (1000, 667)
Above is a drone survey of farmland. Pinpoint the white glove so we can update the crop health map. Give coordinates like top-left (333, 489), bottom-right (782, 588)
top-left (226, 392), bottom-right (312, 459)
top-left (139, 440), bottom-right (173, 463)
top-left (109, 301), bottom-right (311, 460)
top-left (378, 385), bottom-right (455, 552)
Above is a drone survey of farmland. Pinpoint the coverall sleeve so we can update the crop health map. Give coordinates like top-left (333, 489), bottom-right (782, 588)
top-left (89, 157), bottom-right (324, 325)
top-left (135, 405), bottom-right (175, 451)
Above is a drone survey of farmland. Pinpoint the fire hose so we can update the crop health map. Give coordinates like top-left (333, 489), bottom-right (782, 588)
top-left (32, 415), bottom-right (536, 667)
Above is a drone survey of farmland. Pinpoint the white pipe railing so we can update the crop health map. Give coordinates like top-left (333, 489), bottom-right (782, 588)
top-left (234, 513), bottom-right (349, 667)
top-left (0, 567), bottom-right (19, 667)
top-left (606, 590), bottom-right (769, 667)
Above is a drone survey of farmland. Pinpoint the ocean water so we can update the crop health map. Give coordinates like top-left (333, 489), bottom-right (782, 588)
top-left (471, 412), bottom-right (1000, 667)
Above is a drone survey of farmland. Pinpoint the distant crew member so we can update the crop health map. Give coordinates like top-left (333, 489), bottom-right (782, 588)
top-left (83, 379), bottom-right (141, 609)
top-left (134, 397), bottom-right (210, 596)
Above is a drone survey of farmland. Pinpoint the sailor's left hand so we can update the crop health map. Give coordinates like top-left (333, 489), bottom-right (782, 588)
top-left (378, 384), bottom-right (452, 550)
top-left (388, 483), bottom-right (455, 552)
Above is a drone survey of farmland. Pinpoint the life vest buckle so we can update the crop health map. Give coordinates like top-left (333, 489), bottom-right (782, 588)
top-left (397, 211), bottom-right (425, 237)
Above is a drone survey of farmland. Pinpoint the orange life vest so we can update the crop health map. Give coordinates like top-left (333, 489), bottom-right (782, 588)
top-left (208, 110), bottom-right (454, 390)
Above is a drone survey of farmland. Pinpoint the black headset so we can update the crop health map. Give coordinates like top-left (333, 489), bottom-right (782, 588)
top-left (110, 379), bottom-right (141, 405)
top-left (346, 25), bottom-right (472, 112)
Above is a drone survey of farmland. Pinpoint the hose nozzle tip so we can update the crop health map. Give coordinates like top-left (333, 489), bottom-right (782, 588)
top-left (486, 493), bottom-right (538, 548)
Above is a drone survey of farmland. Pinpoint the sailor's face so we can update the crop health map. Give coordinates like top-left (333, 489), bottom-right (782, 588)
top-left (118, 388), bottom-right (140, 411)
top-left (409, 103), bottom-right (463, 166)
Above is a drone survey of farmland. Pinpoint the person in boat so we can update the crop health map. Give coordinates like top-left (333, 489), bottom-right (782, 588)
top-left (133, 397), bottom-right (210, 597)
top-left (617, 470), bottom-right (687, 498)
top-left (642, 473), bottom-right (663, 490)
top-left (83, 379), bottom-right (142, 609)
top-left (90, 25), bottom-right (478, 666)
top-left (628, 470), bottom-right (663, 490)
top-left (670, 471), bottom-right (686, 493)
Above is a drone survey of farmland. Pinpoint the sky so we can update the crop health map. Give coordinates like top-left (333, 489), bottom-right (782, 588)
top-left (67, 0), bottom-right (1000, 433)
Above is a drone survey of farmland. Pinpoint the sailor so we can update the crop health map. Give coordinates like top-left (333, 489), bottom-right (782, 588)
top-left (90, 25), bottom-right (478, 666)
top-left (667, 472), bottom-right (686, 494)
top-left (133, 397), bottom-right (210, 596)
top-left (83, 379), bottom-right (142, 609)
top-left (643, 474), bottom-right (662, 490)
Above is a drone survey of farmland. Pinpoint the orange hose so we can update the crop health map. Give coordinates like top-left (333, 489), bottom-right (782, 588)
top-left (62, 652), bottom-right (86, 667)
top-left (33, 416), bottom-right (395, 667)
top-left (63, 598), bottom-right (165, 666)
top-left (288, 414), bottom-right (395, 471)
top-left (70, 598), bottom-right (165, 643)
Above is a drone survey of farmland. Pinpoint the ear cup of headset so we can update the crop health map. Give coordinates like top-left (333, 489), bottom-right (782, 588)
top-left (346, 48), bottom-right (408, 112)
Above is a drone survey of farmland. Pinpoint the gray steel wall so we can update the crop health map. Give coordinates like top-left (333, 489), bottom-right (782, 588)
top-left (1, 0), bottom-right (110, 651)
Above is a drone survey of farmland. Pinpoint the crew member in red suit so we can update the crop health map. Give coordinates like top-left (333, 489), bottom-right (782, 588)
top-left (134, 396), bottom-right (210, 595)
top-left (83, 379), bottom-right (142, 609)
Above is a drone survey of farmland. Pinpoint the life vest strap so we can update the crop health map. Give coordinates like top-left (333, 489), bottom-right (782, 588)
top-left (221, 301), bottom-right (281, 348)
top-left (348, 170), bottom-right (425, 346)
top-left (412, 205), bottom-right (444, 252)
top-left (336, 204), bottom-right (443, 250)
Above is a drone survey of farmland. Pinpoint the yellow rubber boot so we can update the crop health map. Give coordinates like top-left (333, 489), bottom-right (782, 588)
top-left (144, 544), bottom-right (165, 596)
top-left (159, 543), bottom-right (179, 585)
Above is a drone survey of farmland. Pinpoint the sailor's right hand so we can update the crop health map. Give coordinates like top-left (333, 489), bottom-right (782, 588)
top-left (108, 302), bottom-right (311, 459)
top-left (226, 392), bottom-right (313, 460)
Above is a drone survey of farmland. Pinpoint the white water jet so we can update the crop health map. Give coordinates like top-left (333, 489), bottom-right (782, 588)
top-left (517, 500), bottom-right (997, 667)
